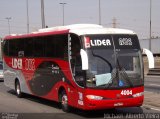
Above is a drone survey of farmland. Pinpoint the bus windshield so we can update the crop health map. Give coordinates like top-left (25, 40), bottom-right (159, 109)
top-left (83, 34), bottom-right (143, 89)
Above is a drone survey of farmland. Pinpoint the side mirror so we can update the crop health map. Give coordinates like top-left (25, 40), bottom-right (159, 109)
top-left (80, 49), bottom-right (88, 70)
top-left (142, 48), bottom-right (154, 69)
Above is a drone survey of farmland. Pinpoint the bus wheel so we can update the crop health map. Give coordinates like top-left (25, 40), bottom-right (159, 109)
top-left (61, 90), bottom-right (70, 112)
top-left (15, 80), bottom-right (23, 98)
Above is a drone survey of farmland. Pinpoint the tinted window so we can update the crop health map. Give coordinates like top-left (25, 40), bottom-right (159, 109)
top-left (54, 35), bottom-right (68, 59)
top-left (9, 39), bottom-right (24, 57)
top-left (3, 40), bottom-right (9, 56)
top-left (45, 36), bottom-right (56, 57)
top-left (24, 38), bottom-right (33, 57)
top-left (9, 39), bottom-right (18, 56)
top-left (33, 37), bottom-right (44, 57)
top-left (4, 34), bottom-right (68, 60)
top-left (45, 35), bottom-right (68, 59)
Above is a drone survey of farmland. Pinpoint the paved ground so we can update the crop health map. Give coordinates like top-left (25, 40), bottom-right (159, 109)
top-left (143, 75), bottom-right (160, 112)
top-left (144, 91), bottom-right (160, 110)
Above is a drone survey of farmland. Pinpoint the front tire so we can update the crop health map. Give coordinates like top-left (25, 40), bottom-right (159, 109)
top-left (61, 90), bottom-right (70, 112)
top-left (15, 80), bottom-right (23, 98)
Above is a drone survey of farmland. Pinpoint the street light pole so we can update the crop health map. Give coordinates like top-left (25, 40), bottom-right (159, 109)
top-left (26, 0), bottom-right (29, 33)
top-left (149, 0), bottom-right (152, 51)
top-left (5, 17), bottom-right (11, 34)
top-left (99, 0), bottom-right (101, 25)
top-left (60, 3), bottom-right (67, 26)
top-left (41, 0), bottom-right (45, 28)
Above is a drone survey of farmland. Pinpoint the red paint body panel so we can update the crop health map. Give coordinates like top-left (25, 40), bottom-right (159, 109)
top-left (84, 96), bottom-right (143, 110)
top-left (3, 55), bottom-right (144, 110)
top-left (81, 86), bottom-right (144, 110)
top-left (4, 56), bottom-right (144, 110)
top-left (3, 56), bottom-right (76, 98)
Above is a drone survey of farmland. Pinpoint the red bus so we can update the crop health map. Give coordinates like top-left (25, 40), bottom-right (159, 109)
top-left (2, 24), bottom-right (144, 112)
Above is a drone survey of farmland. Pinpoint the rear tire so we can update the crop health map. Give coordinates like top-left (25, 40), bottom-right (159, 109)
top-left (60, 90), bottom-right (70, 112)
top-left (15, 80), bottom-right (23, 98)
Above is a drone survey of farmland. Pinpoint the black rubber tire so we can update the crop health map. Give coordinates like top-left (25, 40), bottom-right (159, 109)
top-left (61, 90), bottom-right (70, 112)
top-left (15, 80), bottom-right (23, 98)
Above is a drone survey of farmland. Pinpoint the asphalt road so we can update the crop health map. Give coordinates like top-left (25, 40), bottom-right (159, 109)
top-left (144, 76), bottom-right (160, 93)
top-left (0, 78), bottom-right (160, 119)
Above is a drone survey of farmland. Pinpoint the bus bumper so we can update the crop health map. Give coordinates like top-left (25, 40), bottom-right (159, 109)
top-left (83, 96), bottom-right (144, 110)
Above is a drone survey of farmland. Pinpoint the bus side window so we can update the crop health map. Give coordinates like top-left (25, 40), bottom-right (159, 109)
top-left (3, 40), bottom-right (9, 56)
top-left (70, 34), bottom-right (85, 87)
top-left (24, 38), bottom-right (34, 57)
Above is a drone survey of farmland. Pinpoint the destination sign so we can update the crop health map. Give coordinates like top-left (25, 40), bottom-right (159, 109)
top-left (119, 38), bottom-right (132, 46)
top-left (84, 34), bottom-right (140, 50)
top-left (84, 35), bottom-right (113, 49)
top-left (113, 35), bottom-right (140, 49)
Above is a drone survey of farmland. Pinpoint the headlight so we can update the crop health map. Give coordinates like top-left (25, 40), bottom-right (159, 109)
top-left (86, 95), bottom-right (103, 100)
top-left (132, 92), bottom-right (144, 98)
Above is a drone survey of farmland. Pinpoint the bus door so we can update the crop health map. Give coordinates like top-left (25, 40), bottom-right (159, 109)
top-left (69, 34), bottom-right (86, 107)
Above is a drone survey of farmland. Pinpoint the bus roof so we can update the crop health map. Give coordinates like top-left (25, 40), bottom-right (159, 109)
top-left (5, 24), bottom-right (136, 39)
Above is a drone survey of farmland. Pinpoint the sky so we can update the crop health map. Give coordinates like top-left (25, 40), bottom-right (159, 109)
top-left (0, 0), bottom-right (160, 39)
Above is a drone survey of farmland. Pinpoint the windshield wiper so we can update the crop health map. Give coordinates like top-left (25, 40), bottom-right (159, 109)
top-left (91, 49), bottom-right (113, 72)
top-left (104, 55), bottom-right (134, 89)
top-left (116, 57), bottom-right (133, 87)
